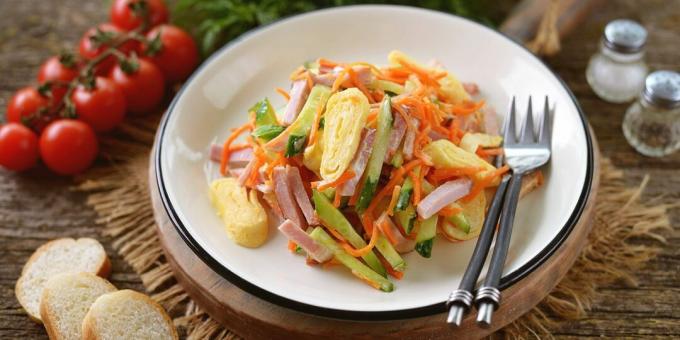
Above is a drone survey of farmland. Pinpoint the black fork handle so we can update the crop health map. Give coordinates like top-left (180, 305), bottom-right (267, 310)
top-left (446, 173), bottom-right (510, 326)
top-left (475, 171), bottom-right (524, 327)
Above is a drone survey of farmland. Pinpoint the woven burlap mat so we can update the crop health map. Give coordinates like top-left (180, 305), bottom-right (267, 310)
top-left (74, 115), bottom-right (672, 339)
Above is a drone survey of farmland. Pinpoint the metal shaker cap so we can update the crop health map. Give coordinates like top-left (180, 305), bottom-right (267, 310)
top-left (603, 19), bottom-right (647, 54)
top-left (643, 71), bottom-right (680, 109)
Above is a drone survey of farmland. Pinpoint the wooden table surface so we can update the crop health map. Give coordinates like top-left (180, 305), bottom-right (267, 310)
top-left (0, 0), bottom-right (678, 338)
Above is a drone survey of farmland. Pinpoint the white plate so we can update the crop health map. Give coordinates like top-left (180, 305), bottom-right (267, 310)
top-left (155, 5), bottom-right (594, 319)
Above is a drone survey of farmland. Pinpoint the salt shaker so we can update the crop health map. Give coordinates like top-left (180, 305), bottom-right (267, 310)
top-left (586, 19), bottom-right (648, 103)
top-left (622, 71), bottom-right (680, 157)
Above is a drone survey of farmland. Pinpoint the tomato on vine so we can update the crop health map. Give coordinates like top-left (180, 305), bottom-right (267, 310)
top-left (37, 55), bottom-right (80, 104)
top-left (71, 77), bottom-right (127, 132)
top-left (145, 25), bottom-right (199, 84)
top-left (110, 57), bottom-right (164, 114)
top-left (79, 23), bottom-right (138, 75)
top-left (6, 87), bottom-right (49, 125)
top-left (110, 0), bottom-right (168, 32)
top-left (0, 123), bottom-right (40, 172)
top-left (39, 119), bottom-right (98, 175)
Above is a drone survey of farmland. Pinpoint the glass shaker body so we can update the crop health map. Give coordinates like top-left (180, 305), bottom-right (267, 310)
top-left (623, 96), bottom-right (680, 157)
top-left (586, 42), bottom-right (648, 103)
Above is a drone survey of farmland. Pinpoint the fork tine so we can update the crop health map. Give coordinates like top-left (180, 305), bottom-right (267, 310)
top-left (503, 97), bottom-right (517, 144)
top-left (539, 96), bottom-right (551, 145)
top-left (520, 96), bottom-right (536, 143)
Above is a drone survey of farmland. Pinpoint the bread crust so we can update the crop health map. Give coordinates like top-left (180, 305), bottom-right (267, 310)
top-left (82, 290), bottom-right (178, 340)
top-left (15, 238), bottom-right (110, 323)
top-left (40, 273), bottom-right (116, 340)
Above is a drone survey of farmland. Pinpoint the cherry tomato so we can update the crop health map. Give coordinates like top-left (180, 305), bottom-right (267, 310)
top-left (110, 0), bottom-right (168, 31)
top-left (71, 77), bottom-right (127, 132)
top-left (109, 58), bottom-right (164, 114)
top-left (39, 119), bottom-right (98, 175)
top-left (0, 123), bottom-right (40, 172)
top-left (79, 23), bottom-right (138, 75)
top-left (37, 56), bottom-right (80, 104)
top-left (6, 87), bottom-right (49, 124)
top-left (145, 25), bottom-right (199, 84)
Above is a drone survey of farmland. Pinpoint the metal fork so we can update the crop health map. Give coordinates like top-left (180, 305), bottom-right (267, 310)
top-left (475, 96), bottom-right (553, 327)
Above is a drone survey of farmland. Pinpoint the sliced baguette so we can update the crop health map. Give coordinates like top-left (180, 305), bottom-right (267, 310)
top-left (40, 272), bottom-right (117, 340)
top-left (82, 290), bottom-right (178, 340)
top-left (15, 238), bottom-right (111, 322)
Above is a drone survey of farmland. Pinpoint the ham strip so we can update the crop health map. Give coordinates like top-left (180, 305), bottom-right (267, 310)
top-left (482, 107), bottom-right (500, 136)
top-left (385, 113), bottom-right (406, 161)
top-left (376, 213), bottom-right (415, 254)
top-left (339, 128), bottom-right (376, 196)
top-left (463, 82), bottom-right (479, 96)
top-left (402, 118), bottom-right (419, 160)
top-left (209, 144), bottom-right (253, 167)
top-left (416, 178), bottom-right (472, 219)
top-left (428, 129), bottom-right (447, 141)
top-left (281, 80), bottom-right (310, 126)
top-left (286, 166), bottom-right (319, 225)
top-left (278, 219), bottom-right (333, 263)
top-left (237, 158), bottom-right (256, 186)
top-left (311, 66), bottom-right (372, 87)
top-left (272, 166), bottom-right (307, 229)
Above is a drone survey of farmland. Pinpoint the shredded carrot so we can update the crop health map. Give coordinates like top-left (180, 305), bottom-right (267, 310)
top-left (267, 152), bottom-right (287, 178)
top-left (333, 189), bottom-right (342, 207)
top-left (348, 179), bottom-right (364, 206)
top-left (366, 108), bottom-right (379, 124)
top-left (219, 123), bottom-right (253, 175)
top-left (245, 150), bottom-right (266, 187)
top-left (331, 68), bottom-right (348, 92)
top-left (377, 254), bottom-right (404, 280)
top-left (476, 147), bottom-right (504, 157)
top-left (275, 87), bottom-right (290, 101)
top-left (228, 143), bottom-right (251, 152)
top-left (402, 159), bottom-right (423, 174)
top-left (361, 211), bottom-right (374, 236)
top-left (451, 100), bottom-right (485, 116)
top-left (462, 165), bottom-right (510, 202)
top-left (342, 225), bottom-right (379, 257)
top-left (289, 66), bottom-right (305, 80)
top-left (318, 58), bottom-right (339, 68)
top-left (378, 217), bottom-right (399, 245)
top-left (305, 71), bottom-right (314, 90)
top-left (393, 56), bottom-right (439, 86)
top-left (288, 241), bottom-right (297, 252)
top-left (316, 171), bottom-right (355, 191)
top-left (439, 206), bottom-right (463, 217)
top-left (386, 185), bottom-right (401, 216)
top-left (408, 169), bottom-right (421, 205)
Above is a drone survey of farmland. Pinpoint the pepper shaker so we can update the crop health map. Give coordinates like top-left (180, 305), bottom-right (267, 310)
top-left (586, 19), bottom-right (648, 103)
top-left (622, 71), bottom-right (680, 157)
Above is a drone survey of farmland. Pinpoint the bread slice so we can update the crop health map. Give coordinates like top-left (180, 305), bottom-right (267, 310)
top-left (15, 238), bottom-right (111, 322)
top-left (82, 290), bottom-right (178, 340)
top-left (40, 273), bottom-right (117, 340)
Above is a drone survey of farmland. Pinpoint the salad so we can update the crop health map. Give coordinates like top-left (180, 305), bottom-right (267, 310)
top-left (208, 51), bottom-right (543, 292)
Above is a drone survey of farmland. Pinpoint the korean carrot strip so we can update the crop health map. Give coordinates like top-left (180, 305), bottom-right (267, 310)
top-left (451, 100), bottom-right (485, 116)
top-left (462, 165), bottom-right (510, 202)
top-left (219, 123), bottom-right (253, 175)
top-left (288, 241), bottom-right (297, 252)
top-left (316, 170), bottom-right (355, 191)
top-left (476, 147), bottom-right (504, 157)
top-left (386, 185), bottom-right (401, 216)
top-left (333, 189), bottom-right (342, 207)
top-left (439, 206), bottom-right (463, 217)
top-left (341, 225), bottom-right (379, 257)
top-left (275, 87), bottom-right (290, 101)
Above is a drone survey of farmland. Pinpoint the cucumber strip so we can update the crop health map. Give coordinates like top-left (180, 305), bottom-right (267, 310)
top-left (395, 175), bottom-right (414, 211)
top-left (415, 215), bottom-right (438, 258)
top-left (312, 190), bottom-right (386, 276)
top-left (446, 212), bottom-right (471, 233)
top-left (394, 205), bottom-right (417, 234)
top-left (309, 227), bottom-right (393, 292)
top-left (250, 98), bottom-right (278, 127)
top-left (285, 85), bottom-right (331, 157)
top-left (252, 125), bottom-right (285, 142)
top-left (390, 150), bottom-right (403, 167)
top-left (375, 235), bottom-right (406, 272)
top-left (371, 79), bottom-right (405, 95)
top-left (356, 96), bottom-right (393, 211)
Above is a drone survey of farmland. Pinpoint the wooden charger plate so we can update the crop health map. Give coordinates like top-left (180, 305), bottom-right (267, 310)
top-left (149, 133), bottom-right (600, 339)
